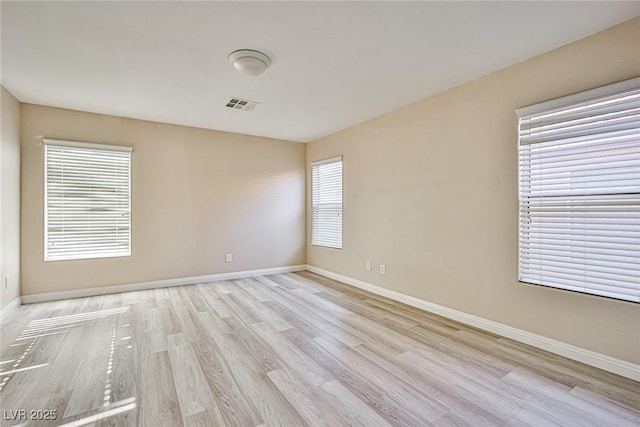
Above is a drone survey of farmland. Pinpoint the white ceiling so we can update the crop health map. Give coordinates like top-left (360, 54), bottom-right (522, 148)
top-left (2, 2), bottom-right (639, 143)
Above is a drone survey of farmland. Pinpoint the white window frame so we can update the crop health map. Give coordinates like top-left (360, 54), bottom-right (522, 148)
top-left (311, 155), bottom-right (343, 249)
top-left (43, 138), bottom-right (133, 261)
top-left (516, 77), bottom-right (640, 303)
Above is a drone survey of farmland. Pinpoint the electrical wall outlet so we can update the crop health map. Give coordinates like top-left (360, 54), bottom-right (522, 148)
top-left (366, 261), bottom-right (371, 271)
top-left (380, 264), bottom-right (386, 275)
top-left (225, 253), bottom-right (233, 263)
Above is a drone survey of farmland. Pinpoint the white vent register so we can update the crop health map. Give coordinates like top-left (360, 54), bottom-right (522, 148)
top-left (226, 97), bottom-right (259, 112)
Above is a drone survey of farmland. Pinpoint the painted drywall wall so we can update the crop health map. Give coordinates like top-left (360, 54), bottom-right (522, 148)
top-left (307, 17), bottom-right (640, 364)
top-left (21, 105), bottom-right (306, 295)
top-left (1, 86), bottom-right (21, 310)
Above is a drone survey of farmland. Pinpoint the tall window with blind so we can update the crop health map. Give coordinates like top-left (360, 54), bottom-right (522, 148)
top-left (44, 139), bottom-right (132, 261)
top-left (517, 78), bottom-right (639, 303)
top-left (311, 156), bottom-right (343, 249)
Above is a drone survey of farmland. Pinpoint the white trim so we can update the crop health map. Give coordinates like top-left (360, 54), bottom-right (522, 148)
top-left (311, 155), bottom-right (343, 167)
top-left (515, 76), bottom-right (640, 118)
top-left (43, 138), bottom-right (133, 153)
top-left (305, 265), bottom-right (640, 382)
top-left (0, 297), bottom-right (22, 318)
top-left (21, 265), bottom-right (306, 304)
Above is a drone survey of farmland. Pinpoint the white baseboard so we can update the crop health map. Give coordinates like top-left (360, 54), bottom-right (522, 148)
top-left (21, 265), bottom-right (306, 304)
top-left (305, 265), bottom-right (640, 382)
top-left (0, 297), bottom-right (22, 318)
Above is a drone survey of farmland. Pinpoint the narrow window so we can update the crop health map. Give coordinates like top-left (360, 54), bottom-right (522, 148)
top-left (44, 139), bottom-right (132, 261)
top-left (311, 156), bottom-right (343, 249)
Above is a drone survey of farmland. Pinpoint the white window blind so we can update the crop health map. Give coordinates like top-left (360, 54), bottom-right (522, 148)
top-left (44, 139), bottom-right (132, 261)
top-left (312, 156), bottom-right (343, 249)
top-left (517, 77), bottom-right (640, 303)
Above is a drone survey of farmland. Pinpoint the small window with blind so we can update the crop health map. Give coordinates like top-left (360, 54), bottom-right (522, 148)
top-left (311, 156), bottom-right (343, 249)
top-left (517, 77), bottom-right (639, 303)
top-left (44, 139), bottom-right (132, 261)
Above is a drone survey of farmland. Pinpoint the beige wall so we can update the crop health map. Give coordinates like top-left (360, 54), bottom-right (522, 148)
top-left (307, 18), bottom-right (640, 364)
top-left (1, 86), bottom-right (21, 310)
top-left (21, 105), bottom-right (306, 295)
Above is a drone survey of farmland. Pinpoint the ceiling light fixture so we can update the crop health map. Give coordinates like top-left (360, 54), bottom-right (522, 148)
top-left (228, 49), bottom-right (271, 76)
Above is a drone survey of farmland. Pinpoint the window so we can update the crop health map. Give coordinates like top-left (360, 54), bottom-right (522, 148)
top-left (44, 139), bottom-right (132, 261)
top-left (517, 78), bottom-right (640, 303)
top-left (311, 156), bottom-right (343, 249)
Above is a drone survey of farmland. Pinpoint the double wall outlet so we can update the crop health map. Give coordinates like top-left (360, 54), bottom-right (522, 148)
top-left (225, 253), bottom-right (233, 263)
top-left (366, 261), bottom-right (386, 275)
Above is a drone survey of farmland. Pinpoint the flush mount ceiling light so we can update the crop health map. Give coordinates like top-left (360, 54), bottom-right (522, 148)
top-left (228, 49), bottom-right (271, 76)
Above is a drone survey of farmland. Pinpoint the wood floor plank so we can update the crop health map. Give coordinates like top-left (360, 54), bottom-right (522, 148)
top-left (0, 271), bottom-right (637, 427)
top-left (262, 274), bottom-right (300, 290)
top-left (105, 333), bottom-right (139, 426)
top-left (252, 275), bottom-right (285, 290)
top-left (339, 313), bottom-right (416, 355)
top-left (320, 291), bottom-right (421, 328)
top-left (138, 351), bottom-right (183, 427)
top-left (168, 288), bottom-right (203, 342)
top-left (267, 367), bottom-right (345, 427)
top-left (570, 386), bottom-right (640, 423)
top-left (195, 284), bottom-right (234, 318)
top-left (0, 335), bottom-right (58, 406)
top-left (351, 342), bottom-right (509, 425)
top-left (183, 286), bottom-right (210, 313)
top-left (222, 315), bottom-right (283, 373)
top-left (156, 298), bottom-right (181, 336)
top-left (236, 277), bottom-right (275, 303)
top-left (219, 291), bottom-right (262, 325)
top-left (274, 273), bottom-right (326, 293)
top-left (210, 280), bottom-right (235, 294)
top-left (28, 390), bottom-right (71, 427)
top-left (313, 334), bottom-right (450, 423)
top-left (262, 299), bottom-right (325, 339)
top-left (495, 335), bottom-right (640, 405)
top-left (183, 408), bottom-right (226, 427)
top-left (281, 327), bottom-right (444, 427)
top-left (282, 272), bottom-right (345, 296)
top-left (63, 314), bottom-right (118, 418)
top-left (319, 379), bottom-right (394, 427)
top-left (251, 321), bottom-right (333, 387)
top-left (501, 369), bottom-right (639, 426)
top-left (262, 282), bottom-right (365, 347)
top-left (166, 333), bottom-right (217, 417)
top-left (195, 312), bottom-right (307, 427)
top-left (191, 319), bottom-right (264, 427)
top-left (227, 280), bottom-right (293, 331)
top-left (399, 350), bottom-right (570, 426)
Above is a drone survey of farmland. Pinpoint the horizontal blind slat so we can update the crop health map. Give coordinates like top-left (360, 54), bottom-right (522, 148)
top-left (518, 80), bottom-right (640, 303)
top-left (45, 143), bottom-right (131, 261)
top-left (311, 158), bottom-right (343, 249)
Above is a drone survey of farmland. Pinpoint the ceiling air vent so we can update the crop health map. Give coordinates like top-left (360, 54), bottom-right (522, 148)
top-left (225, 97), bottom-right (259, 112)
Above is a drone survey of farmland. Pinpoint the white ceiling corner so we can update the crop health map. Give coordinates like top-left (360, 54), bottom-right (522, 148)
top-left (2, 2), bottom-right (639, 142)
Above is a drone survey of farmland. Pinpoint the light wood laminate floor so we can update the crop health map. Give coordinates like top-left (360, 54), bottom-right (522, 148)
top-left (1, 272), bottom-right (638, 426)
